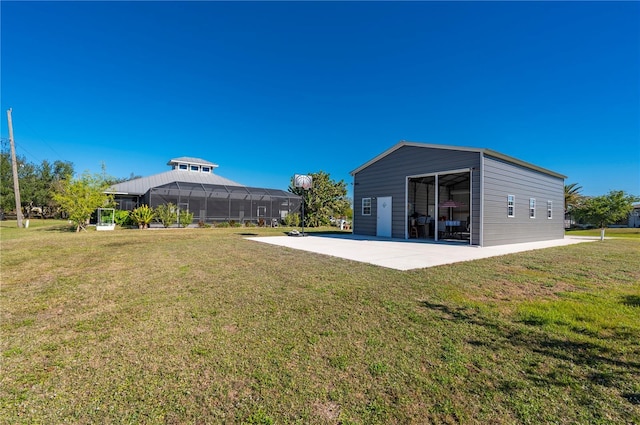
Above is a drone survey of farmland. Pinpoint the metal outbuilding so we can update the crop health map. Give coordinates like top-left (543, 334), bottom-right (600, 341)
top-left (350, 141), bottom-right (566, 247)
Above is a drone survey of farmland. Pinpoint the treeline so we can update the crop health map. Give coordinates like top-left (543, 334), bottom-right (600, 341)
top-left (0, 152), bottom-right (137, 219)
top-left (0, 152), bottom-right (74, 218)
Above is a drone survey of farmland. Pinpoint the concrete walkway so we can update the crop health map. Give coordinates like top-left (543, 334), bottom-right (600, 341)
top-left (248, 234), bottom-right (596, 271)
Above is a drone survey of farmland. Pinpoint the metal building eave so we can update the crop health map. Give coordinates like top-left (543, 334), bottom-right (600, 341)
top-left (350, 140), bottom-right (566, 180)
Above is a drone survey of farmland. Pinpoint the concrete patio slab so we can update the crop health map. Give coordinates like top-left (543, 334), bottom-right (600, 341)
top-left (247, 234), bottom-right (596, 271)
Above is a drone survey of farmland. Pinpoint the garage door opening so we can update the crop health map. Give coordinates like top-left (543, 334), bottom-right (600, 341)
top-left (407, 171), bottom-right (471, 244)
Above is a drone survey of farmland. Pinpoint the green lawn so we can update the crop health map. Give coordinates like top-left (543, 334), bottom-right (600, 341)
top-left (1, 221), bottom-right (639, 424)
top-left (566, 227), bottom-right (640, 239)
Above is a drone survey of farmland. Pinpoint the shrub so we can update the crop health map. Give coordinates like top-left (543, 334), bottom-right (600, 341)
top-left (131, 205), bottom-right (154, 229)
top-left (244, 221), bottom-right (256, 227)
top-left (114, 210), bottom-right (132, 226)
top-left (155, 203), bottom-right (178, 228)
top-left (215, 221), bottom-right (230, 228)
top-left (198, 220), bottom-right (211, 228)
top-left (178, 210), bottom-right (194, 228)
top-left (284, 213), bottom-right (300, 227)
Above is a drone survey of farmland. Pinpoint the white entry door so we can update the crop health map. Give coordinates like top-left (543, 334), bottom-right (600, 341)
top-left (376, 196), bottom-right (392, 238)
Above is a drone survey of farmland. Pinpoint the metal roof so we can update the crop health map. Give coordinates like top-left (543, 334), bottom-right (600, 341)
top-left (350, 140), bottom-right (566, 179)
top-left (106, 169), bottom-right (244, 195)
top-left (167, 157), bottom-right (218, 168)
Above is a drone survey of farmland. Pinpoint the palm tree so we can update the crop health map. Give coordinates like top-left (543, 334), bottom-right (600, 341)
top-left (564, 183), bottom-right (583, 212)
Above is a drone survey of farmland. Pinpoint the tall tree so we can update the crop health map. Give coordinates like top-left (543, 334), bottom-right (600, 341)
top-left (17, 161), bottom-right (38, 216)
top-left (105, 172), bottom-right (142, 186)
top-left (289, 171), bottom-right (350, 227)
top-left (564, 183), bottom-right (583, 212)
top-left (52, 171), bottom-right (113, 232)
top-left (0, 151), bottom-right (18, 213)
top-left (52, 160), bottom-right (74, 181)
top-left (42, 160), bottom-right (74, 217)
top-left (573, 190), bottom-right (638, 241)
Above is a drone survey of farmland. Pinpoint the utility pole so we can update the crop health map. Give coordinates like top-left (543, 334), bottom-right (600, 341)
top-left (7, 108), bottom-right (24, 228)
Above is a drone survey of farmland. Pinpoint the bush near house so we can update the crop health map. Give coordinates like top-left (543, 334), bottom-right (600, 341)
top-left (284, 212), bottom-right (300, 227)
top-left (155, 203), bottom-right (179, 228)
top-left (130, 204), bottom-right (154, 229)
top-left (178, 210), bottom-right (194, 228)
top-left (114, 210), bottom-right (132, 227)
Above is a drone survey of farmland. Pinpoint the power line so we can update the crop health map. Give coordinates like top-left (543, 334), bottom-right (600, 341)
top-left (13, 140), bottom-right (46, 164)
top-left (18, 116), bottom-right (64, 158)
top-left (2, 110), bottom-right (66, 164)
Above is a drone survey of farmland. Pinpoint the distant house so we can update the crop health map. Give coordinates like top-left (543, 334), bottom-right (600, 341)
top-left (629, 203), bottom-right (640, 228)
top-left (107, 157), bottom-right (300, 225)
top-left (350, 141), bottom-right (566, 247)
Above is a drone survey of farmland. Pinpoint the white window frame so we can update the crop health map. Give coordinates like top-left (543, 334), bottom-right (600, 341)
top-left (529, 198), bottom-right (536, 219)
top-left (507, 195), bottom-right (515, 218)
top-left (362, 198), bottom-right (372, 216)
top-left (547, 200), bottom-right (553, 219)
top-left (179, 164), bottom-right (188, 170)
top-left (190, 165), bottom-right (199, 172)
top-left (202, 166), bottom-right (210, 173)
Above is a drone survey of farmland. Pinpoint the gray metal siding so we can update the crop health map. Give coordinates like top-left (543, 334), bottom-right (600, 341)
top-left (353, 146), bottom-right (481, 240)
top-left (482, 155), bottom-right (564, 246)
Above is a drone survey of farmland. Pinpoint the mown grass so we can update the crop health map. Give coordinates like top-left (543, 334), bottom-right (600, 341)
top-left (1, 221), bottom-right (639, 424)
top-left (566, 227), bottom-right (640, 239)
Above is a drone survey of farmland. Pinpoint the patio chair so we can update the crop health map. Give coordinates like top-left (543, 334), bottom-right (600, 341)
top-left (410, 218), bottom-right (419, 238)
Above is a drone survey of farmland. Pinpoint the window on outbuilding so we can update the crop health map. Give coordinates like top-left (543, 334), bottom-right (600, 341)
top-left (529, 198), bottom-right (536, 218)
top-left (362, 198), bottom-right (372, 216)
top-left (190, 165), bottom-right (199, 172)
top-left (179, 164), bottom-right (188, 170)
top-left (507, 195), bottom-right (515, 217)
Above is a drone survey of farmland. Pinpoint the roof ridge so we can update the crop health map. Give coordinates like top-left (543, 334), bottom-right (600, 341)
top-left (350, 140), bottom-right (566, 179)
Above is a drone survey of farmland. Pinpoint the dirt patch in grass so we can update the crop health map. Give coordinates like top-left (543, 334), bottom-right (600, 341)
top-left (312, 400), bottom-right (341, 422)
top-left (466, 270), bottom-right (583, 304)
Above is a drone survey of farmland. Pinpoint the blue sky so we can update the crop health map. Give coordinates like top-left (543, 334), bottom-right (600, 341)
top-left (1, 1), bottom-right (638, 197)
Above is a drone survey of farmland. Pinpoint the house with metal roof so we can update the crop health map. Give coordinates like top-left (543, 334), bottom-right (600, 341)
top-left (629, 203), bottom-right (640, 228)
top-left (108, 157), bottom-right (300, 225)
top-left (350, 141), bottom-right (566, 246)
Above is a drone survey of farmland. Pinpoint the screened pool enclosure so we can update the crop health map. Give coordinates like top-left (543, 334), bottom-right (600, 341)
top-left (147, 182), bottom-right (300, 224)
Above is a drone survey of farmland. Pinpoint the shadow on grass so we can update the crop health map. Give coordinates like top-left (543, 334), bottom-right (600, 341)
top-left (276, 229), bottom-right (352, 236)
top-left (311, 230), bottom-right (353, 235)
top-left (419, 300), bottom-right (640, 401)
top-left (44, 225), bottom-right (76, 233)
top-left (0, 221), bottom-right (73, 232)
top-left (622, 295), bottom-right (640, 307)
top-left (623, 393), bottom-right (640, 405)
